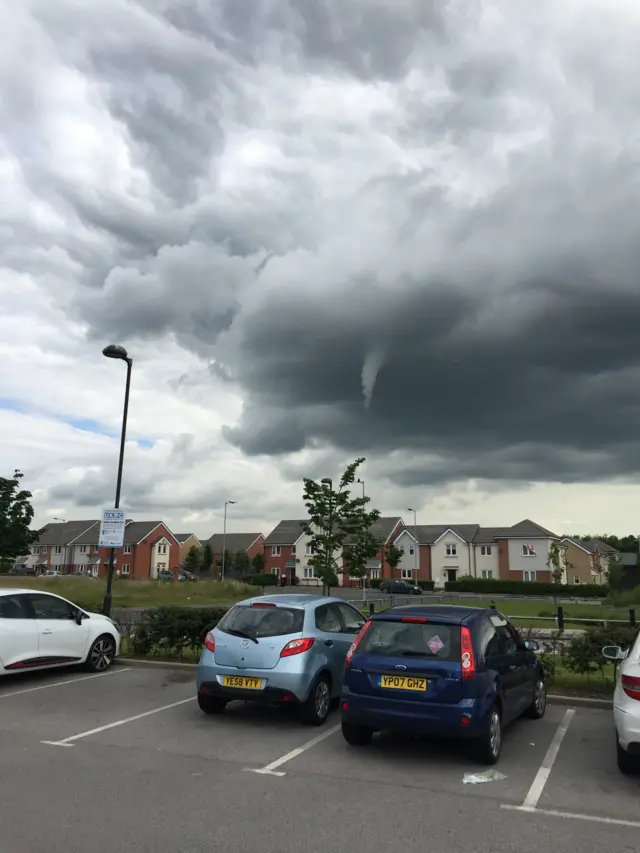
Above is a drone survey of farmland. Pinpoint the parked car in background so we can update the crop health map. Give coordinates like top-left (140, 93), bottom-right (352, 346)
top-left (178, 570), bottom-right (197, 583)
top-left (7, 566), bottom-right (36, 576)
top-left (603, 632), bottom-right (640, 773)
top-left (157, 570), bottom-right (175, 581)
top-left (0, 589), bottom-right (120, 676)
top-left (340, 605), bottom-right (545, 764)
top-left (379, 579), bottom-right (422, 595)
top-left (41, 570), bottom-right (64, 578)
top-left (196, 594), bottom-right (366, 725)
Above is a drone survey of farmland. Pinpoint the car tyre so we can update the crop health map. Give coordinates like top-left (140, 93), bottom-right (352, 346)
top-left (83, 634), bottom-right (116, 673)
top-left (525, 677), bottom-right (546, 719)
top-left (616, 733), bottom-right (639, 774)
top-left (197, 693), bottom-right (227, 715)
top-left (341, 721), bottom-right (373, 746)
top-left (301, 675), bottom-right (332, 726)
top-left (475, 705), bottom-right (502, 765)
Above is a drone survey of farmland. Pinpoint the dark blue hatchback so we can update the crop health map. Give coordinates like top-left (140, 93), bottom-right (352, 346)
top-left (340, 605), bottom-right (545, 764)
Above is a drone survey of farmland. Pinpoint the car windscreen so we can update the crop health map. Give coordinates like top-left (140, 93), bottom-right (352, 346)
top-left (357, 620), bottom-right (460, 661)
top-left (216, 605), bottom-right (304, 639)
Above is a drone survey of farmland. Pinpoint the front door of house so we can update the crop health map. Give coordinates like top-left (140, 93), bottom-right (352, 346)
top-left (446, 569), bottom-right (457, 583)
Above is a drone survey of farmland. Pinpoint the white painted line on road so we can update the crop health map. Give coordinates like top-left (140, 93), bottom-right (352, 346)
top-left (40, 696), bottom-right (195, 747)
top-left (0, 667), bottom-right (131, 699)
top-left (521, 707), bottom-right (575, 809)
top-left (245, 723), bottom-right (341, 777)
top-left (502, 804), bottom-right (640, 829)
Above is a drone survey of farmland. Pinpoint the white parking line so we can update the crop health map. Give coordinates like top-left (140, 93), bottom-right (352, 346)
top-left (41, 696), bottom-right (195, 747)
top-left (0, 667), bottom-right (131, 699)
top-left (502, 804), bottom-right (640, 828)
top-left (521, 707), bottom-right (575, 809)
top-left (246, 723), bottom-right (341, 776)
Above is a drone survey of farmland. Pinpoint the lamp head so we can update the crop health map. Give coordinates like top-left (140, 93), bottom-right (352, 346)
top-left (103, 344), bottom-right (129, 361)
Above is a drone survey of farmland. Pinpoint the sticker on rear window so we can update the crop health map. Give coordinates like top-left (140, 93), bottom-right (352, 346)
top-left (428, 635), bottom-right (445, 654)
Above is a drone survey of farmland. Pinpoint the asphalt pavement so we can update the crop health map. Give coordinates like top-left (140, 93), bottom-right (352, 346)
top-left (0, 663), bottom-right (638, 853)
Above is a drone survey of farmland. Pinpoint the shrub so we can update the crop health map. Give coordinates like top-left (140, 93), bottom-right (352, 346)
top-left (417, 580), bottom-right (436, 591)
top-left (370, 578), bottom-right (382, 589)
top-left (444, 578), bottom-right (608, 598)
top-left (129, 606), bottom-right (229, 658)
top-left (244, 573), bottom-right (278, 586)
top-left (564, 624), bottom-right (638, 681)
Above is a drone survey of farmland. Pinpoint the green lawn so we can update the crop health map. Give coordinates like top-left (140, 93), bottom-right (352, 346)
top-left (0, 577), bottom-right (254, 610)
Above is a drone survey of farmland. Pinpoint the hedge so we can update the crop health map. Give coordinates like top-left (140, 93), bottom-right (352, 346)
top-left (244, 573), bottom-right (278, 586)
top-left (129, 606), bottom-right (228, 658)
top-left (443, 578), bottom-right (609, 598)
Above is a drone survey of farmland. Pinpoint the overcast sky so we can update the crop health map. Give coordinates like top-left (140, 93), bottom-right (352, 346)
top-left (2, 0), bottom-right (640, 539)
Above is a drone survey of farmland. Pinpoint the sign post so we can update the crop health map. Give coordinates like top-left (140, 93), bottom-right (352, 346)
top-left (99, 509), bottom-right (125, 549)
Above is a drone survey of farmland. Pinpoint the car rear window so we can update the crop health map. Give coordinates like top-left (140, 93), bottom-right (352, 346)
top-left (217, 605), bottom-right (304, 638)
top-left (357, 620), bottom-right (461, 661)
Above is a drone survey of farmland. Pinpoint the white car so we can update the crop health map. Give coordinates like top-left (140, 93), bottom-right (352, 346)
top-left (0, 589), bottom-right (120, 676)
top-left (603, 632), bottom-right (640, 773)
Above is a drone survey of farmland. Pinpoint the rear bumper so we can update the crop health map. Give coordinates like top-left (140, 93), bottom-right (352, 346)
top-left (199, 681), bottom-right (303, 705)
top-left (340, 687), bottom-right (490, 737)
top-left (196, 660), bottom-right (315, 704)
top-left (614, 703), bottom-right (640, 753)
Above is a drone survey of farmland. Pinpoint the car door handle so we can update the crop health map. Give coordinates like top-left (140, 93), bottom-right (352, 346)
top-left (41, 629), bottom-right (53, 635)
top-left (325, 640), bottom-right (334, 647)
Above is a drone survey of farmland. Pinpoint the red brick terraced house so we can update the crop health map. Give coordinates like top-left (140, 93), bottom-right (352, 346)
top-left (263, 520), bottom-right (307, 583)
top-left (96, 521), bottom-right (181, 580)
top-left (341, 517), bottom-right (404, 588)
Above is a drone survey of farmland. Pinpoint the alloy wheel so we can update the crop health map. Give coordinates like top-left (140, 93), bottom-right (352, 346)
top-left (91, 638), bottom-right (115, 671)
top-left (489, 710), bottom-right (501, 758)
top-left (535, 680), bottom-right (546, 715)
top-left (315, 680), bottom-right (330, 720)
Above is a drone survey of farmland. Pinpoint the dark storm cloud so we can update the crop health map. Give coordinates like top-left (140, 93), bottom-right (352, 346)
top-left (6, 0), bottom-right (640, 489)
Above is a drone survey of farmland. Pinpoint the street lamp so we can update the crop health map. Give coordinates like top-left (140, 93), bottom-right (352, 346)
top-left (52, 518), bottom-right (66, 573)
top-left (320, 479), bottom-right (333, 593)
top-left (407, 507), bottom-right (418, 582)
top-left (356, 478), bottom-right (365, 498)
top-left (221, 500), bottom-right (236, 580)
top-left (101, 344), bottom-right (133, 616)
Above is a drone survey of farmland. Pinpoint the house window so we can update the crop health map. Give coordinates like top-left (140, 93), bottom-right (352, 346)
top-left (158, 563), bottom-right (166, 569)
top-left (78, 545), bottom-right (87, 554)
top-left (123, 545), bottom-right (132, 554)
top-left (158, 544), bottom-right (167, 555)
top-left (291, 545), bottom-right (296, 555)
top-left (401, 568), bottom-right (413, 579)
top-left (573, 576), bottom-right (580, 585)
top-left (409, 546), bottom-right (415, 556)
top-left (271, 567), bottom-right (279, 576)
top-left (481, 570), bottom-right (493, 579)
top-left (304, 566), bottom-right (315, 579)
top-left (370, 568), bottom-right (380, 579)
top-left (523, 570), bottom-right (537, 582)
top-left (271, 546), bottom-right (281, 557)
top-left (54, 546), bottom-right (62, 554)
top-left (522, 544), bottom-right (536, 557)
top-left (399, 546), bottom-right (405, 554)
top-left (121, 564), bottom-right (130, 576)
top-left (305, 544), bottom-right (315, 556)
top-left (445, 544), bottom-right (457, 557)
top-left (481, 546), bottom-right (492, 556)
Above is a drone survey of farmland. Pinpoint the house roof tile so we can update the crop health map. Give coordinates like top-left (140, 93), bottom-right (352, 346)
top-left (207, 532), bottom-right (263, 552)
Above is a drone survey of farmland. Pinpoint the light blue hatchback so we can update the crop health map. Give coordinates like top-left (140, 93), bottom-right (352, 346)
top-left (196, 594), bottom-right (367, 725)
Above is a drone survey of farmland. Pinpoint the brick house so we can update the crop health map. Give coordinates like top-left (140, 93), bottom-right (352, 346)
top-left (97, 521), bottom-right (181, 580)
top-left (341, 517), bottom-right (404, 587)
top-left (206, 532), bottom-right (265, 577)
top-left (560, 537), bottom-right (618, 586)
top-left (263, 521), bottom-right (307, 583)
top-left (174, 533), bottom-right (202, 567)
top-left (25, 520), bottom-right (101, 574)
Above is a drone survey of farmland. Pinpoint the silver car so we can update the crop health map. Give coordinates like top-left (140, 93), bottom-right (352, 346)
top-left (196, 594), bottom-right (367, 725)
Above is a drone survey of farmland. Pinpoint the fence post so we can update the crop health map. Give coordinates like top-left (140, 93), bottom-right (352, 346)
top-left (369, 602), bottom-right (375, 617)
top-left (630, 607), bottom-right (637, 627)
top-left (557, 605), bottom-right (565, 633)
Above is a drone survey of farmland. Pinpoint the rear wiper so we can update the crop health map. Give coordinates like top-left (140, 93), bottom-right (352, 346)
top-left (227, 628), bottom-right (259, 644)
top-left (394, 650), bottom-right (432, 657)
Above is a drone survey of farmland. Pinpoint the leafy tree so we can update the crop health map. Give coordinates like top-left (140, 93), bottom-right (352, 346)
top-left (302, 457), bottom-right (381, 595)
top-left (546, 542), bottom-right (566, 585)
top-left (251, 551), bottom-right (265, 573)
top-left (605, 553), bottom-right (624, 591)
top-left (385, 544), bottom-right (404, 579)
top-left (231, 550), bottom-right (251, 578)
top-left (572, 533), bottom-right (638, 553)
top-left (201, 542), bottom-right (214, 574)
top-left (344, 528), bottom-right (382, 588)
top-left (183, 545), bottom-right (202, 574)
top-left (0, 470), bottom-right (40, 572)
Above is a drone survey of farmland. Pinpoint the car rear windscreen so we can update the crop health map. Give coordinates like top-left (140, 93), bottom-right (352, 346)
top-left (216, 605), bottom-right (304, 638)
top-left (357, 620), bottom-right (461, 661)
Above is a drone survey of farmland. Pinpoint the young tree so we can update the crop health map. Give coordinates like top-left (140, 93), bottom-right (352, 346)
top-left (547, 541), bottom-right (566, 585)
top-left (232, 550), bottom-right (251, 578)
top-left (605, 553), bottom-right (624, 591)
top-left (201, 542), bottom-right (214, 575)
top-left (0, 470), bottom-right (40, 571)
top-left (302, 457), bottom-right (381, 595)
top-left (385, 544), bottom-right (404, 579)
top-left (251, 551), bottom-right (265, 573)
top-left (183, 545), bottom-right (202, 574)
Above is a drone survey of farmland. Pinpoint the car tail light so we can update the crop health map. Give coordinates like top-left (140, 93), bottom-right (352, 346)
top-left (251, 602), bottom-right (276, 607)
top-left (204, 631), bottom-right (215, 652)
top-left (345, 620), bottom-right (372, 668)
top-left (621, 674), bottom-right (640, 699)
top-left (400, 616), bottom-right (427, 623)
top-left (280, 637), bottom-right (315, 657)
top-left (460, 626), bottom-right (475, 680)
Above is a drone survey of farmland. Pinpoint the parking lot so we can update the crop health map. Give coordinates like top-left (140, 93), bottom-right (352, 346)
top-left (1, 663), bottom-right (639, 853)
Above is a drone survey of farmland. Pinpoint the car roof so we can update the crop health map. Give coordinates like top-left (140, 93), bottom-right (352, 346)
top-left (0, 588), bottom-right (59, 597)
top-left (236, 594), bottom-right (350, 608)
top-left (372, 604), bottom-right (491, 625)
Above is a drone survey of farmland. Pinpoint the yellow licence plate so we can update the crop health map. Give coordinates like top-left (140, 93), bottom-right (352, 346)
top-left (222, 676), bottom-right (263, 690)
top-left (379, 675), bottom-right (427, 691)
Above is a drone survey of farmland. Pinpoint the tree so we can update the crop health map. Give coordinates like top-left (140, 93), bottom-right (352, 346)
top-left (0, 470), bottom-right (40, 572)
top-left (231, 550), bottom-right (251, 578)
top-left (302, 457), bottom-right (381, 595)
top-left (547, 541), bottom-right (566, 585)
top-left (183, 545), bottom-right (202, 574)
top-left (344, 527), bottom-right (382, 588)
top-left (201, 542), bottom-right (213, 575)
top-left (385, 544), bottom-right (404, 579)
top-left (251, 551), bottom-right (265, 573)
top-left (605, 553), bottom-right (624, 591)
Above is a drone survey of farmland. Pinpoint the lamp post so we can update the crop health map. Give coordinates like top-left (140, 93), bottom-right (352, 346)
top-left (356, 478), bottom-right (365, 499)
top-left (52, 517), bottom-right (67, 574)
top-left (321, 478), bottom-right (333, 594)
top-left (221, 500), bottom-right (236, 581)
top-left (101, 344), bottom-right (133, 617)
top-left (407, 507), bottom-right (418, 583)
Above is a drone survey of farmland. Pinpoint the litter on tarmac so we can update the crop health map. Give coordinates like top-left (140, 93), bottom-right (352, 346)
top-left (462, 769), bottom-right (507, 784)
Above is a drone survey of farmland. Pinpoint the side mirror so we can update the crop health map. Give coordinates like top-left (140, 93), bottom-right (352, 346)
top-left (602, 645), bottom-right (627, 661)
top-left (524, 640), bottom-right (539, 652)
top-left (75, 611), bottom-right (86, 625)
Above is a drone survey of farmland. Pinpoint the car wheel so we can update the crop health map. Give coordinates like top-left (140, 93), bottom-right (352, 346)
top-left (341, 721), bottom-right (373, 746)
top-left (301, 675), bottom-right (332, 726)
top-left (197, 693), bottom-right (227, 715)
top-left (616, 733), bottom-right (639, 774)
top-left (83, 634), bottom-right (117, 673)
top-left (475, 705), bottom-right (502, 765)
top-left (525, 677), bottom-right (546, 719)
